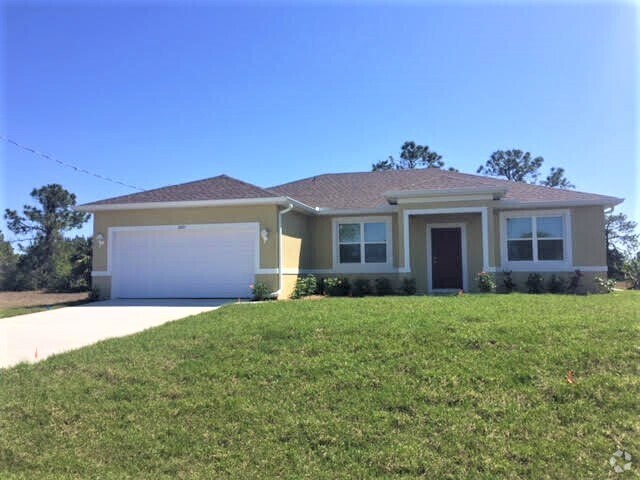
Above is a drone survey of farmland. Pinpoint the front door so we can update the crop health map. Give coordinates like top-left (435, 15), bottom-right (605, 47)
top-left (430, 227), bottom-right (463, 290)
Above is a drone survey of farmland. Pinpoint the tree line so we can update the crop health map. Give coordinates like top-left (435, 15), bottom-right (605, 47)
top-left (0, 184), bottom-right (91, 291)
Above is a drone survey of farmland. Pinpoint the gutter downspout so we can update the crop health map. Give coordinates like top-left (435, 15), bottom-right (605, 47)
top-left (270, 203), bottom-right (294, 299)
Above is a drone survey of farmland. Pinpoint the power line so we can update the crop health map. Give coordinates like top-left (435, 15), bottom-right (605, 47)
top-left (1, 135), bottom-right (146, 191)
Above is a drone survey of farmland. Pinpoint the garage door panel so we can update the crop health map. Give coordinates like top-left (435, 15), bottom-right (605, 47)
top-left (111, 224), bottom-right (257, 298)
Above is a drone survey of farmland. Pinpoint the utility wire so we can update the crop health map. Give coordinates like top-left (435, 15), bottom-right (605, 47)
top-left (1, 135), bottom-right (146, 191)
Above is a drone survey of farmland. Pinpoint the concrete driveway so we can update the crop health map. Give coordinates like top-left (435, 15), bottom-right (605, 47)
top-left (0, 299), bottom-right (230, 369)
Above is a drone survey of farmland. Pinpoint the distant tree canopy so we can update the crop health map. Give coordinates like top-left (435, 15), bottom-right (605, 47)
top-left (3, 184), bottom-right (91, 291)
top-left (372, 141), bottom-right (451, 171)
top-left (477, 149), bottom-right (574, 189)
top-left (605, 212), bottom-right (639, 279)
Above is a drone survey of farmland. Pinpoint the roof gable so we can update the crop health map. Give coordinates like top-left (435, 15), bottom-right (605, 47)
top-left (82, 174), bottom-right (278, 207)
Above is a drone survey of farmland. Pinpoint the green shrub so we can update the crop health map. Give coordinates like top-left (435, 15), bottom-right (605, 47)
top-left (352, 278), bottom-right (372, 297)
top-left (251, 281), bottom-right (271, 301)
top-left (567, 269), bottom-right (583, 294)
top-left (323, 277), bottom-right (351, 297)
top-left (476, 271), bottom-right (495, 293)
top-left (374, 278), bottom-right (393, 296)
top-left (548, 275), bottom-right (567, 294)
top-left (526, 273), bottom-right (545, 294)
top-left (593, 275), bottom-right (616, 293)
top-left (88, 287), bottom-right (101, 301)
top-left (623, 255), bottom-right (640, 289)
top-left (502, 270), bottom-right (516, 293)
top-left (401, 277), bottom-right (416, 295)
top-left (292, 275), bottom-right (318, 299)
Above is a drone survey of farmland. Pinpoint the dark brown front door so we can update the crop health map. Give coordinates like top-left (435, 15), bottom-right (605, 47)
top-left (431, 227), bottom-right (463, 290)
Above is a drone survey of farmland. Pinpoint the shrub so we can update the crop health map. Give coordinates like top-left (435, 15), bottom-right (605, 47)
top-left (502, 270), bottom-right (516, 293)
top-left (623, 255), bottom-right (640, 289)
top-left (548, 275), bottom-right (567, 294)
top-left (251, 281), bottom-right (271, 301)
top-left (292, 275), bottom-right (318, 299)
top-left (476, 271), bottom-right (495, 293)
top-left (401, 277), bottom-right (416, 295)
top-left (88, 287), bottom-right (101, 301)
top-left (567, 269), bottom-right (583, 294)
top-left (352, 278), bottom-right (372, 297)
top-left (374, 277), bottom-right (394, 296)
top-left (593, 275), bottom-right (616, 293)
top-left (526, 273), bottom-right (545, 294)
top-left (323, 277), bottom-right (351, 297)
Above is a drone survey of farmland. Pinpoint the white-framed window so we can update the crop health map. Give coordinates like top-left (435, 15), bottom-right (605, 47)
top-left (500, 210), bottom-right (572, 270)
top-left (332, 216), bottom-right (393, 272)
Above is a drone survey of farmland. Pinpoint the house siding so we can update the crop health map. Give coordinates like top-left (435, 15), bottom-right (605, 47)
top-left (91, 205), bottom-right (280, 298)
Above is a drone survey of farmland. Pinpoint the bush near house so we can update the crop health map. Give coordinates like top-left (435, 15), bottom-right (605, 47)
top-left (400, 277), bottom-right (416, 295)
top-left (548, 275), bottom-right (567, 294)
top-left (323, 277), bottom-right (351, 297)
top-left (351, 278), bottom-right (372, 297)
top-left (292, 275), bottom-right (319, 299)
top-left (374, 277), bottom-right (394, 296)
top-left (526, 273), bottom-right (545, 294)
top-left (476, 271), bottom-right (496, 293)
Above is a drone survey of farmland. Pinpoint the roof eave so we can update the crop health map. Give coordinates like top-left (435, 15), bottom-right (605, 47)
top-left (384, 187), bottom-right (508, 203)
top-left (495, 197), bottom-right (624, 209)
top-left (76, 196), bottom-right (317, 213)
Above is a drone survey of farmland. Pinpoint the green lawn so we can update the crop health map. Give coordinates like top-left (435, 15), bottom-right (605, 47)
top-left (1, 293), bottom-right (638, 479)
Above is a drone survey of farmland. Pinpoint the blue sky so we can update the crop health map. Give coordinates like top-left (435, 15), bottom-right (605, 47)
top-left (1, 1), bottom-right (637, 241)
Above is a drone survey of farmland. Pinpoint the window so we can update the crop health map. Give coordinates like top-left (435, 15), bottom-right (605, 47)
top-left (505, 213), bottom-right (566, 264)
top-left (337, 220), bottom-right (389, 265)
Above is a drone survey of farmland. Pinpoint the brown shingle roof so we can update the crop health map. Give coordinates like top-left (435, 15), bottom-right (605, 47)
top-left (82, 175), bottom-right (278, 206)
top-left (81, 169), bottom-right (621, 209)
top-left (269, 169), bottom-right (621, 209)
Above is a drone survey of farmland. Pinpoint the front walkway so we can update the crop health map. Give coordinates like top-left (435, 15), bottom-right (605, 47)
top-left (0, 299), bottom-right (230, 369)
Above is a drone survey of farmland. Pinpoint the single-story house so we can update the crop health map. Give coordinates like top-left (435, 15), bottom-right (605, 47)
top-left (77, 169), bottom-right (623, 299)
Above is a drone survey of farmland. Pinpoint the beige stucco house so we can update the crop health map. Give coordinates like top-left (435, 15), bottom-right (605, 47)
top-left (77, 169), bottom-right (623, 299)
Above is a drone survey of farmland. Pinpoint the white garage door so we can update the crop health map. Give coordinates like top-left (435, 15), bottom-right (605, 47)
top-left (110, 223), bottom-right (257, 299)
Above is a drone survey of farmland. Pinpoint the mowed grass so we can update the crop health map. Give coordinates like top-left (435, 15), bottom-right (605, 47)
top-left (1, 293), bottom-right (638, 479)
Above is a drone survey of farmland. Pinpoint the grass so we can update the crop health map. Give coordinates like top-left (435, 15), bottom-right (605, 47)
top-left (0, 300), bottom-right (89, 319)
top-left (0, 291), bottom-right (90, 319)
top-left (0, 293), bottom-right (638, 479)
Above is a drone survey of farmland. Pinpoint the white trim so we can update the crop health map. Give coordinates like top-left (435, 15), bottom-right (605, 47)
top-left (397, 194), bottom-right (495, 204)
top-left (499, 209), bottom-right (573, 271)
top-left (91, 271), bottom-right (110, 277)
top-left (402, 207), bottom-right (491, 274)
top-left (426, 222), bottom-right (468, 293)
top-left (385, 186), bottom-right (507, 201)
top-left (495, 198), bottom-right (623, 209)
top-left (316, 206), bottom-right (398, 215)
top-left (280, 268), bottom-right (408, 275)
top-left (77, 196), bottom-right (318, 213)
top-left (496, 265), bottom-right (607, 273)
top-left (257, 268), bottom-right (279, 275)
top-left (331, 216), bottom-right (395, 274)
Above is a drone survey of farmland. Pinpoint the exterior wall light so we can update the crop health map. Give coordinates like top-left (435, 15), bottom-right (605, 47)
top-left (260, 228), bottom-right (269, 244)
top-left (95, 233), bottom-right (105, 247)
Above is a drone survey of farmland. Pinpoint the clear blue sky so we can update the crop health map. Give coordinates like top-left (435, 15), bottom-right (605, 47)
top-left (1, 1), bottom-right (637, 241)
